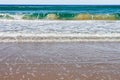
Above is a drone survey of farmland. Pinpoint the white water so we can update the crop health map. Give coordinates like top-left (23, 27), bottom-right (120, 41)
top-left (0, 20), bottom-right (120, 41)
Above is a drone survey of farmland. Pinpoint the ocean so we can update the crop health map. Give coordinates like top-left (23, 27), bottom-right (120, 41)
top-left (0, 5), bottom-right (120, 42)
top-left (0, 5), bottom-right (120, 20)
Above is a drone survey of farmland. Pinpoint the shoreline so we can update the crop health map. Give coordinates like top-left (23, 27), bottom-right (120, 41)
top-left (1, 33), bottom-right (120, 42)
top-left (0, 42), bottom-right (120, 80)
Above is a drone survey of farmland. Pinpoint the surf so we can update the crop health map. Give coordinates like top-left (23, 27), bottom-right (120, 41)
top-left (0, 5), bottom-right (120, 20)
top-left (0, 13), bottom-right (120, 20)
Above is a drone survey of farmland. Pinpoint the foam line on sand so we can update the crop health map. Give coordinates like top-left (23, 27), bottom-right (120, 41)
top-left (0, 33), bottom-right (120, 42)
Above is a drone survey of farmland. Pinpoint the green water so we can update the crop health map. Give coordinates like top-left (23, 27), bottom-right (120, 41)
top-left (0, 5), bottom-right (120, 20)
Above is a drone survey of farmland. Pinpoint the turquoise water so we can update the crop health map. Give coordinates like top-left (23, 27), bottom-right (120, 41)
top-left (0, 5), bottom-right (120, 20)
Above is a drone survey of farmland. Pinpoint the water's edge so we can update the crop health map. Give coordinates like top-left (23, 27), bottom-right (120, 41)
top-left (0, 33), bottom-right (120, 42)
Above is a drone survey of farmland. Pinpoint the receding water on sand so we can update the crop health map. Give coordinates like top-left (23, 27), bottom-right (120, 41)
top-left (0, 20), bottom-right (120, 80)
top-left (0, 42), bottom-right (120, 80)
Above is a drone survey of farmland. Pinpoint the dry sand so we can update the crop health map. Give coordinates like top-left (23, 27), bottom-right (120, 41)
top-left (0, 42), bottom-right (120, 80)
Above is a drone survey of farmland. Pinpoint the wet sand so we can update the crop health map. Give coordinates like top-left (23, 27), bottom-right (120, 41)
top-left (0, 42), bottom-right (120, 80)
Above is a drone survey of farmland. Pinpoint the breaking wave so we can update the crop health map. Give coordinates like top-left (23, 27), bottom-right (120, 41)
top-left (0, 13), bottom-right (120, 20)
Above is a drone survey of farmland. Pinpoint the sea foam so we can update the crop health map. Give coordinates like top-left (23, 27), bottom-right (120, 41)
top-left (0, 20), bottom-right (120, 42)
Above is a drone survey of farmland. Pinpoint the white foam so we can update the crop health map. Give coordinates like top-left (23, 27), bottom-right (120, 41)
top-left (0, 20), bottom-right (120, 42)
top-left (0, 33), bottom-right (120, 42)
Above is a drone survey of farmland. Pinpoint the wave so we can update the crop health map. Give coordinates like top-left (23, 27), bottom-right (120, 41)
top-left (0, 13), bottom-right (120, 20)
top-left (0, 14), bottom-right (14, 19)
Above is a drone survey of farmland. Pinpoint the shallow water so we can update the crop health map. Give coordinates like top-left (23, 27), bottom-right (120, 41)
top-left (0, 42), bottom-right (120, 80)
top-left (0, 20), bottom-right (120, 34)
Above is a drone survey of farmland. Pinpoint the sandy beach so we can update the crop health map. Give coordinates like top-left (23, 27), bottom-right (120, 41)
top-left (0, 42), bottom-right (120, 80)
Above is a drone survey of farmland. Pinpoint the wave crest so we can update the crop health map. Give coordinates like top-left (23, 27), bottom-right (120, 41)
top-left (0, 13), bottom-right (120, 20)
